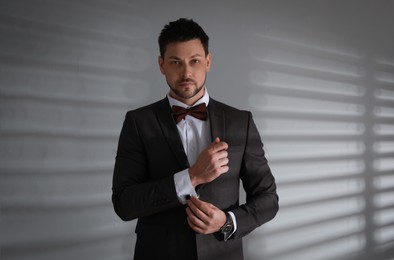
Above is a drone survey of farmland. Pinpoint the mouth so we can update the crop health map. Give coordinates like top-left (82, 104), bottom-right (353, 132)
top-left (178, 81), bottom-right (195, 88)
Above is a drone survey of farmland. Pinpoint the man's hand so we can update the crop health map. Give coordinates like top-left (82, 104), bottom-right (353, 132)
top-left (186, 196), bottom-right (226, 234)
top-left (189, 137), bottom-right (229, 187)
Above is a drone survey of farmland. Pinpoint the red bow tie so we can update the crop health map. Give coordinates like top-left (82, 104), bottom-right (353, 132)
top-left (172, 103), bottom-right (208, 123)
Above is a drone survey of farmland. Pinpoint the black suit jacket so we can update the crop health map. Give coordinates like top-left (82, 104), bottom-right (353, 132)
top-left (112, 97), bottom-right (278, 260)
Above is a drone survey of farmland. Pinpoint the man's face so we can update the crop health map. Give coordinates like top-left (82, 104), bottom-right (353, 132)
top-left (159, 39), bottom-right (211, 105)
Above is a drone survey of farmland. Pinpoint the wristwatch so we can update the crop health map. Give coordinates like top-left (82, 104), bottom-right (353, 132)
top-left (220, 212), bottom-right (234, 236)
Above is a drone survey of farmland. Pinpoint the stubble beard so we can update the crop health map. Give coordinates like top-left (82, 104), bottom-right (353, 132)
top-left (168, 77), bottom-right (206, 101)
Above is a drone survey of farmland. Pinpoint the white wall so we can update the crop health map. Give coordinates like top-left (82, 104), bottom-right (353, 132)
top-left (1, 0), bottom-right (393, 259)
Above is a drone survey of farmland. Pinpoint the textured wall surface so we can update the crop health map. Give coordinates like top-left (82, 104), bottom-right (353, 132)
top-left (1, 1), bottom-right (394, 259)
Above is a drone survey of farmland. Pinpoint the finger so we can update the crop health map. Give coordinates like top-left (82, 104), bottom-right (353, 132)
top-left (216, 141), bottom-right (228, 151)
top-left (219, 156), bottom-right (229, 165)
top-left (189, 196), bottom-right (214, 218)
top-left (186, 207), bottom-right (204, 222)
top-left (209, 143), bottom-right (228, 160)
top-left (213, 153), bottom-right (228, 169)
top-left (187, 197), bottom-right (206, 220)
top-left (187, 197), bottom-right (207, 220)
top-left (189, 195), bottom-right (206, 209)
top-left (186, 206), bottom-right (210, 234)
top-left (186, 215), bottom-right (205, 234)
top-left (207, 151), bottom-right (227, 169)
top-left (216, 150), bottom-right (228, 160)
top-left (186, 207), bottom-right (206, 227)
top-left (210, 138), bottom-right (228, 152)
top-left (221, 165), bottom-right (229, 172)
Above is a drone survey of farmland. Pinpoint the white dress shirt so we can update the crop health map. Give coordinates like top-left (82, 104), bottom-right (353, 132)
top-left (168, 89), bottom-right (210, 202)
top-left (168, 88), bottom-right (237, 239)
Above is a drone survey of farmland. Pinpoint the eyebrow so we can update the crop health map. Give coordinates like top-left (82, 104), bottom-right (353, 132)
top-left (168, 54), bottom-right (203, 60)
top-left (168, 56), bottom-right (181, 60)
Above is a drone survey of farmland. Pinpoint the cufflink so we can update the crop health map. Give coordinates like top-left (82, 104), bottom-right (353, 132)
top-left (185, 194), bottom-right (200, 200)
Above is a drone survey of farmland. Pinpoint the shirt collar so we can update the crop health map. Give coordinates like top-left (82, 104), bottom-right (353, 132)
top-left (167, 87), bottom-right (210, 109)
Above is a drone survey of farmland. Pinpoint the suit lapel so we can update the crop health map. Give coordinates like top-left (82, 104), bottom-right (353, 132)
top-left (208, 99), bottom-right (226, 142)
top-left (196, 99), bottom-right (226, 194)
top-left (156, 98), bottom-right (190, 168)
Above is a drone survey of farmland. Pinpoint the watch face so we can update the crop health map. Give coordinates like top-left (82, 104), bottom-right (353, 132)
top-left (222, 224), bottom-right (232, 233)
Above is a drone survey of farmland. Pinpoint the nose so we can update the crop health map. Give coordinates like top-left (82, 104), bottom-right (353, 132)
top-left (181, 64), bottom-right (192, 78)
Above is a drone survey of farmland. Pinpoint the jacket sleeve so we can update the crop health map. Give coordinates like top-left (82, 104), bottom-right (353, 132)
top-left (231, 112), bottom-right (279, 238)
top-left (112, 111), bottom-right (180, 221)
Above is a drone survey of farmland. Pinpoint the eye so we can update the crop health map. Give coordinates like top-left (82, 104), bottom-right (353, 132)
top-left (170, 60), bottom-right (180, 65)
top-left (191, 59), bottom-right (200, 64)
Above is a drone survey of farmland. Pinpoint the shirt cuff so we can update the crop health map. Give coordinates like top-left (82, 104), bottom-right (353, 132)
top-left (173, 169), bottom-right (198, 204)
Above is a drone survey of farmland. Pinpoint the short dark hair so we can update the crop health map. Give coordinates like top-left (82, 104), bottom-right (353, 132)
top-left (158, 18), bottom-right (209, 57)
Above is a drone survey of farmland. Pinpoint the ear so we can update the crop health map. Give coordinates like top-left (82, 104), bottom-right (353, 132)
top-left (206, 53), bottom-right (211, 72)
top-left (158, 56), bottom-right (165, 74)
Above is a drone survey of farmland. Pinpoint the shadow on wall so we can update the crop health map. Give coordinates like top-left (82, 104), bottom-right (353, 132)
top-left (243, 24), bottom-right (394, 260)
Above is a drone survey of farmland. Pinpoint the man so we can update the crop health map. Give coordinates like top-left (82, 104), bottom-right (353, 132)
top-left (112, 18), bottom-right (278, 260)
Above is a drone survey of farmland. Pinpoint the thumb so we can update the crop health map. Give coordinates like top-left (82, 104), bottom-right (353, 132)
top-left (208, 137), bottom-right (221, 151)
top-left (210, 137), bottom-right (227, 152)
